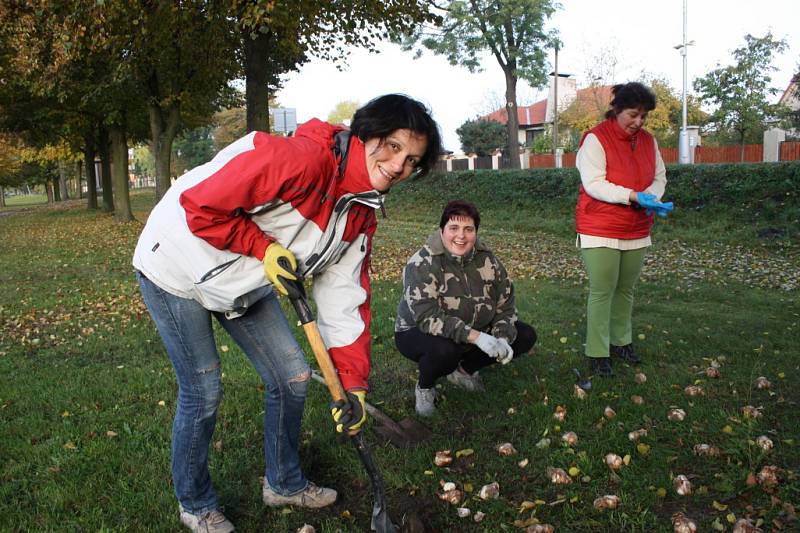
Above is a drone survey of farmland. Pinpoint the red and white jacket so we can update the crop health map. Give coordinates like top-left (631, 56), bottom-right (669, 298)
top-left (133, 119), bottom-right (382, 390)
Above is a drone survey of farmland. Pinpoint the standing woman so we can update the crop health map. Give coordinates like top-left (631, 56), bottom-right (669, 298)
top-left (133, 94), bottom-right (441, 532)
top-left (575, 82), bottom-right (673, 377)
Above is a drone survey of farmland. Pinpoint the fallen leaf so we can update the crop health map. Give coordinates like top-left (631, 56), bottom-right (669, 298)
top-left (712, 500), bottom-right (728, 511)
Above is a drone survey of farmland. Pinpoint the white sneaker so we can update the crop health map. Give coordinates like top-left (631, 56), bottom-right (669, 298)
top-left (415, 383), bottom-right (436, 417)
top-left (179, 506), bottom-right (234, 533)
top-left (263, 481), bottom-right (337, 508)
top-left (446, 367), bottom-right (485, 392)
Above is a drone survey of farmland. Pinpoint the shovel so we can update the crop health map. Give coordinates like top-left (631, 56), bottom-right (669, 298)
top-left (279, 262), bottom-right (397, 533)
top-left (310, 371), bottom-right (432, 447)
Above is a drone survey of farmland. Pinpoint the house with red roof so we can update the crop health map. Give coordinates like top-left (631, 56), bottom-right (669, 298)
top-left (482, 74), bottom-right (614, 148)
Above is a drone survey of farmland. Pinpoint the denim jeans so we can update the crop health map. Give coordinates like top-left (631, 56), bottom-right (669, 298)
top-left (137, 271), bottom-right (311, 515)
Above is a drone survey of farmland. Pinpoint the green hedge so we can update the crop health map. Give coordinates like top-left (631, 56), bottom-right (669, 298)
top-left (398, 161), bottom-right (800, 209)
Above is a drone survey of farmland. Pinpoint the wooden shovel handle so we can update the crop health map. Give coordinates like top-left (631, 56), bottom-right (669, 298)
top-left (302, 322), bottom-right (347, 404)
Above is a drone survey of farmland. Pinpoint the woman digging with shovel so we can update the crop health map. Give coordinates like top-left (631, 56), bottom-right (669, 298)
top-left (133, 94), bottom-right (441, 532)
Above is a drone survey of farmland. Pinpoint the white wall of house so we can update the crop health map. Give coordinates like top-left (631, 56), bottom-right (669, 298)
top-left (545, 75), bottom-right (577, 123)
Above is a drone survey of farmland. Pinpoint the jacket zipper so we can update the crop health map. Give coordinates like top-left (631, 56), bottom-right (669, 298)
top-left (303, 191), bottom-right (382, 273)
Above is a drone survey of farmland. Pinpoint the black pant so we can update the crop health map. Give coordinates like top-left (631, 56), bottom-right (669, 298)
top-left (394, 322), bottom-right (537, 388)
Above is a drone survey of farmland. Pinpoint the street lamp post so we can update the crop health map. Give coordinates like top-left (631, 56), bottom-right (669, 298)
top-left (675, 0), bottom-right (694, 164)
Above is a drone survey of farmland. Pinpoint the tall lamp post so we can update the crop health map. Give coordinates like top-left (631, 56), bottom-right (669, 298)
top-left (675, 0), bottom-right (694, 164)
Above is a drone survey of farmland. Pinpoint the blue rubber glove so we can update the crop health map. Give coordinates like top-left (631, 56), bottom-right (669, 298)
top-left (653, 202), bottom-right (674, 217)
top-left (636, 192), bottom-right (674, 218)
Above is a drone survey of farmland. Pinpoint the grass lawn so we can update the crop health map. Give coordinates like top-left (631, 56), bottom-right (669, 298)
top-left (1, 188), bottom-right (797, 532)
top-left (2, 193), bottom-right (48, 208)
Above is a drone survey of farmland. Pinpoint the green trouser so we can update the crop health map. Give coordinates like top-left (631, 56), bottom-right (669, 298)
top-left (581, 246), bottom-right (648, 358)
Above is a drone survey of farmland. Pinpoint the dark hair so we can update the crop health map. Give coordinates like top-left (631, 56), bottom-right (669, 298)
top-left (439, 200), bottom-right (480, 231)
top-left (350, 94), bottom-right (443, 177)
top-left (604, 82), bottom-right (657, 119)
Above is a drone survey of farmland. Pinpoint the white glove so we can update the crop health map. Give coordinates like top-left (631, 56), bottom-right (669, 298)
top-left (496, 338), bottom-right (514, 365)
top-left (474, 332), bottom-right (504, 359)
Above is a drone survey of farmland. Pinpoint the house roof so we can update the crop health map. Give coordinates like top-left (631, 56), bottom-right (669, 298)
top-left (483, 100), bottom-right (547, 127)
top-left (778, 78), bottom-right (799, 109)
top-left (482, 85), bottom-right (614, 127)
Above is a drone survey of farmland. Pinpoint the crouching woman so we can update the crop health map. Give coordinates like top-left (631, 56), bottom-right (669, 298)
top-left (394, 200), bottom-right (537, 416)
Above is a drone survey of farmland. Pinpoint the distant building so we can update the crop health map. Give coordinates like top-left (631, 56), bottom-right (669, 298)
top-left (481, 74), bottom-right (613, 146)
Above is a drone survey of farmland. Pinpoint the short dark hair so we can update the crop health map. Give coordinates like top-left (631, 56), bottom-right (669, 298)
top-left (350, 94), bottom-right (443, 177)
top-left (605, 82), bottom-right (657, 119)
top-left (439, 200), bottom-right (480, 231)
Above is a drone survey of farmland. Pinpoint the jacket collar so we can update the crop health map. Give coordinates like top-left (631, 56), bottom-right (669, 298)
top-left (341, 135), bottom-right (379, 195)
top-left (426, 230), bottom-right (489, 264)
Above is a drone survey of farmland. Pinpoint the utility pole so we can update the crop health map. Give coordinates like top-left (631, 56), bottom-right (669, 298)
top-left (677, 0), bottom-right (691, 164)
top-left (552, 43), bottom-right (559, 159)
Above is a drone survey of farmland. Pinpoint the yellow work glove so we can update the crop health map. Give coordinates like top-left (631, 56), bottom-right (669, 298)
top-left (262, 243), bottom-right (298, 296)
top-left (330, 390), bottom-right (367, 433)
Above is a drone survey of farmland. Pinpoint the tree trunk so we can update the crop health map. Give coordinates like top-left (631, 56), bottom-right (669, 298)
top-left (503, 67), bottom-right (521, 169)
top-left (46, 181), bottom-right (55, 203)
top-left (52, 177), bottom-right (61, 202)
top-left (739, 133), bottom-right (746, 163)
top-left (77, 160), bottom-right (83, 200)
top-left (245, 32), bottom-right (271, 133)
top-left (84, 143), bottom-right (98, 210)
top-left (58, 160), bottom-right (69, 201)
top-left (98, 127), bottom-right (114, 212)
top-left (0, 185), bottom-right (5, 207)
top-left (148, 101), bottom-right (180, 202)
top-left (109, 126), bottom-right (133, 222)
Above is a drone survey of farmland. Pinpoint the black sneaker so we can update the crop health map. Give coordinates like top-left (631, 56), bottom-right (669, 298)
top-left (610, 344), bottom-right (642, 365)
top-left (588, 357), bottom-right (613, 377)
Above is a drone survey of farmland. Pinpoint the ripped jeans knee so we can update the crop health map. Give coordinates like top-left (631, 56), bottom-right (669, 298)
top-left (286, 367), bottom-right (310, 397)
top-left (191, 362), bottom-right (223, 419)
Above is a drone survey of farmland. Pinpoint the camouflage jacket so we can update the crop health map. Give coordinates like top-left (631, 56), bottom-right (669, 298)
top-left (395, 230), bottom-right (518, 344)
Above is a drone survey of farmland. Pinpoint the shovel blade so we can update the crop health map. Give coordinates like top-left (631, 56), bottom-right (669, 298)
top-left (373, 418), bottom-right (432, 447)
top-left (371, 502), bottom-right (398, 533)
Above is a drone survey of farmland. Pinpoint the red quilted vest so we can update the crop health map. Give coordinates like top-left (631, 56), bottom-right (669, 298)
top-left (575, 118), bottom-right (655, 239)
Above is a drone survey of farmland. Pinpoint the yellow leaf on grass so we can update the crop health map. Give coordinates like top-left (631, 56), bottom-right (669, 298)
top-left (712, 500), bottom-right (728, 511)
top-left (424, 470), bottom-right (433, 475)
top-left (568, 466), bottom-right (580, 477)
top-left (463, 483), bottom-right (473, 492)
top-left (456, 448), bottom-right (474, 458)
top-left (519, 501), bottom-right (536, 512)
top-left (656, 487), bottom-right (667, 497)
top-left (726, 512), bottom-right (736, 524)
top-left (63, 441), bottom-right (77, 450)
top-left (722, 425), bottom-right (734, 434)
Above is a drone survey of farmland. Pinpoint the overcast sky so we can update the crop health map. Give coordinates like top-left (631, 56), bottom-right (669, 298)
top-left (276, 0), bottom-right (800, 152)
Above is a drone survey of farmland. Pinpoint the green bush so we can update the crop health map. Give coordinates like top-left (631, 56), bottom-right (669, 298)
top-left (406, 161), bottom-right (799, 208)
top-left (392, 161), bottom-right (800, 243)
